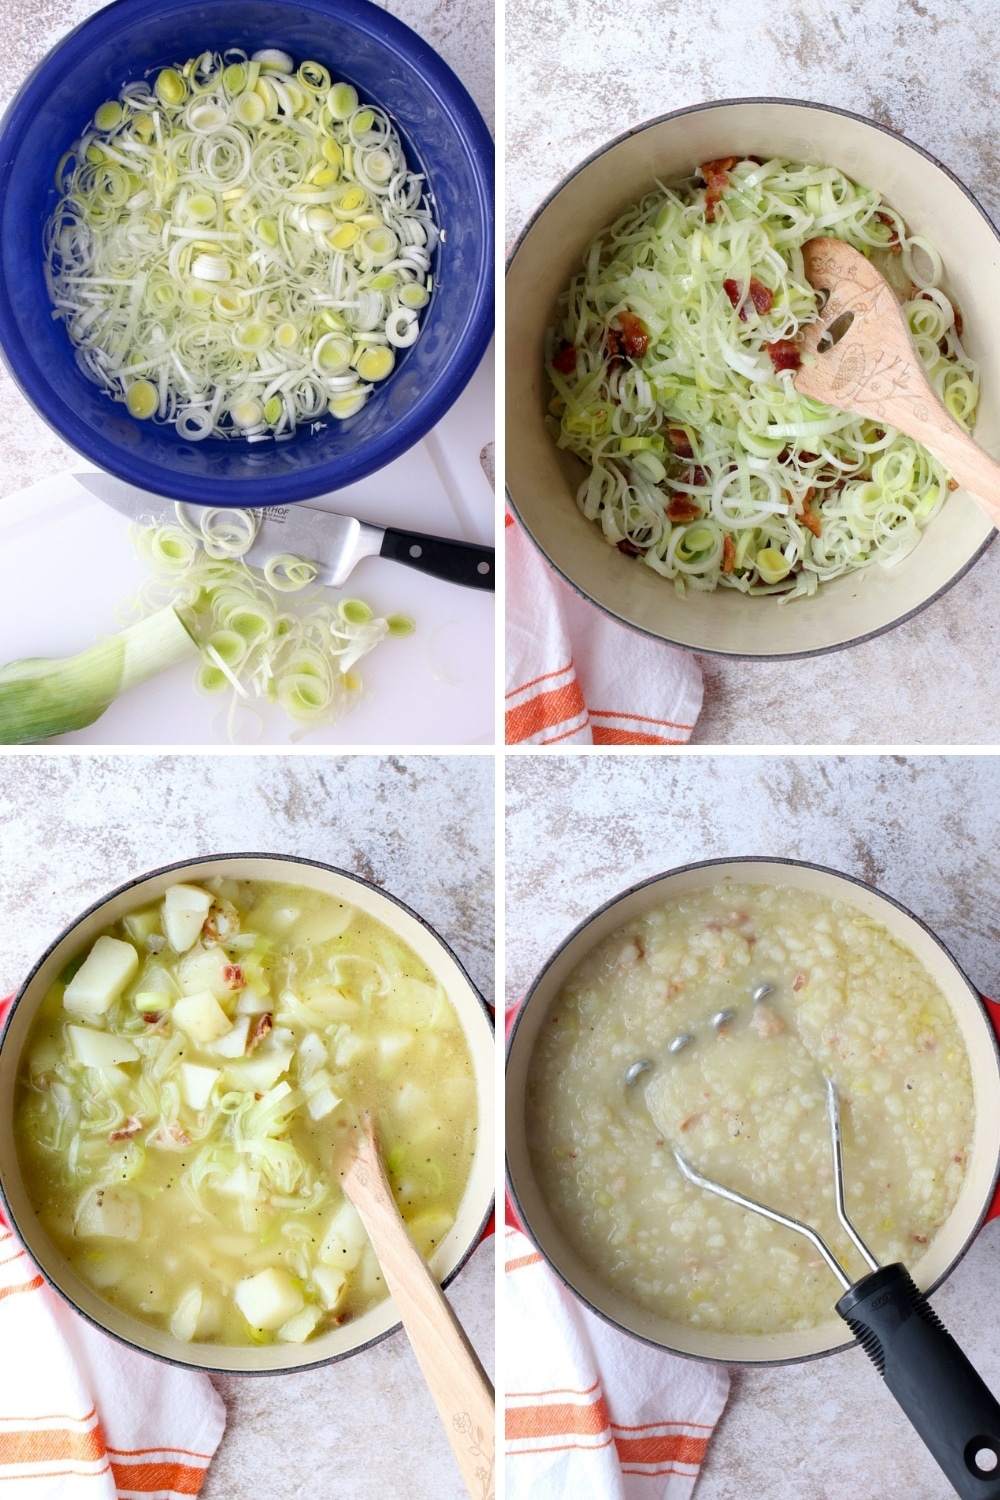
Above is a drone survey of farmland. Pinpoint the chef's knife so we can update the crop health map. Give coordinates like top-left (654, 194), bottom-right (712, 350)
top-left (76, 472), bottom-right (495, 592)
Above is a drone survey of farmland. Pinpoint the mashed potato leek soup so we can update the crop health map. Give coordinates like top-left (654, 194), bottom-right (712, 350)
top-left (524, 881), bottom-right (975, 1339)
top-left (14, 874), bottom-right (477, 1349)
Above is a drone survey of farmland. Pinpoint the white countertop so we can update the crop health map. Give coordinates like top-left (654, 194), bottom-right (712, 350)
top-left (505, 752), bottom-right (1000, 1500)
top-left (505, 0), bottom-right (1000, 745)
top-left (0, 752), bottom-right (495, 1500)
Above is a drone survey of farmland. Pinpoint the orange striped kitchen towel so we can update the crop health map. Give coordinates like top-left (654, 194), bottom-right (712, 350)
top-left (0, 1222), bottom-right (226, 1496)
top-left (0, 995), bottom-right (225, 1498)
top-left (505, 1227), bottom-right (728, 1497)
top-left (505, 513), bottom-right (703, 746)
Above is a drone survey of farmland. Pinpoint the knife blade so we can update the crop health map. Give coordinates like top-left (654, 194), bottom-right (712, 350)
top-left (75, 471), bottom-right (495, 592)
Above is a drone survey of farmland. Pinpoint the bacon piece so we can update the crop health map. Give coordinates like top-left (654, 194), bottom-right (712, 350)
top-left (668, 427), bottom-right (694, 458)
top-left (667, 497), bottom-right (702, 523)
top-left (688, 465), bottom-right (707, 487)
top-left (150, 1122), bottom-right (192, 1149)
top-left (954, 306), bottom-right (964, 338)
top-left (109, 1116), bottom-right (143, 1143)
top-left (750, 1004), bottom-right (785, 1039)
top-left (223, 964), bottom-right (244, 990)
top-left (723, 278), bottom-right (747, 322)
top-left (766, 338), bottom-right (802, 372)
top-left (799, 487), bottom-right (821, 538)
top-left (617, 310), bottom-right (649, 358)
top-left (947, 478), bottom-right (959, 491)
top-left (792, 971), bottom-right (808, 992)
top-left (141, 1011), bottom-right (164, 1026)
top-left (247, 1012), bottom-right (274, 1052)
top-left (700, 156), bottom-right (737, 223)
top-left (617, 538), bottom-right (648, 556)
top-left (552, 342), bottom-right (577, 375)
top-left (722, 534), bottom-right (736, 574)
top-left (749, 277), bottom-right (773, 314)
top-left (875, 210), bottom-right (900, 245)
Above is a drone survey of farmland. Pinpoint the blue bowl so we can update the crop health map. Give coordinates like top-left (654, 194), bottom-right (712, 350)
top-left (0, 0), bottom-right (493, 506)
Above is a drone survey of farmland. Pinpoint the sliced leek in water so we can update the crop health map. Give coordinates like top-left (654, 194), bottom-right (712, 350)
top-left (45, 47), bottom-right (437, 441)
top-left (546, 157), bottom-right (979, 599)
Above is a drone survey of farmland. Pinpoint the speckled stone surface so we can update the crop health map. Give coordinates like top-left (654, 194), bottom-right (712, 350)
top-left (505, 0), bottom-right (1000, 745)
top-left (0, 752), bottom-right (495, 1500)
top-left (506, 753), bottom-right (1000, 1500)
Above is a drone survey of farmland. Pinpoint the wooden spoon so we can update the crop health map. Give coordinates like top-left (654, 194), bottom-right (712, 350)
top-left (340, 1114), bottom-right (495, 1500)
top-left (792, 236), bottom-right (1000, 528)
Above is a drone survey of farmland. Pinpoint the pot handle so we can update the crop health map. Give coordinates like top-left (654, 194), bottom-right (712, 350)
top-left (982, 997), bottom-right (1000, 1225)
top-left (838, 1261), bottom-right (1000, 1498)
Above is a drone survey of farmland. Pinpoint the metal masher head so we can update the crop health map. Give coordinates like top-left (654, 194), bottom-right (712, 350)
top-left (672, 1077), bottom-right (879, 1290)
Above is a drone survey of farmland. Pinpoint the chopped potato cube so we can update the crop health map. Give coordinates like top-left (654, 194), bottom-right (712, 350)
top-left (377, 1031), bottom-right (415, 1068)
top-left (307, 1086), bottom-right (341, 1120)
top-left (207, 1015), bottom-right (251, 1058)
top-left (312, 1265), bottom-right (347, 1310)
top-left (278, 1304), bottom-right (323, 1343)
top-left (64, 936), bottom-right (139, 1020)
top-left (223, 1047), bottom-right (294, 1093)
top-left (170, 1287), bottom-right (203, 1342)
top-left (172, 991), bottom-right (233, 1043)
top-left (75, 1186), bottom-right (142, 1241)
top-left (180, 1062), bottom-right (219, 1110)
top-left (305, 986), bottom-right (360, 1022)
top-left (163, 884), bottom-right (213, 953)
top-left (122, 907), bottom-right (163, 946)
top-left (319, 1201), bottom-right (368, 1270)
top-left (67, 1025), bottom-right (139, 1068)
top-left (406, 1209), bottom-right (455, 1259)
top-left (177, 946), bottom-right (239, 1001)
top-left (234, 1267), bottom-right (304, 1330)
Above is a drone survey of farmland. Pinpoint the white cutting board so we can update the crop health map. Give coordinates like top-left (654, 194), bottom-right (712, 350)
top-left (0, 344), bottom-right (495, 747)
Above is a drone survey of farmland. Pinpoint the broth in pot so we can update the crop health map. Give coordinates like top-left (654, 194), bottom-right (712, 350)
top-left (525, 882), bottom-right (974, 1336)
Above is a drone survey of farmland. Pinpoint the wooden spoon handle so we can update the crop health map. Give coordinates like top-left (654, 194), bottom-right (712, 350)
top-left (910, 404), bottom-right (1000, 533)
top-left (343, 1132), bottom-right (495, 1500)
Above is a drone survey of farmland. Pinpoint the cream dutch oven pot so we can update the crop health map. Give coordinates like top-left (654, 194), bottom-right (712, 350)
top-left (506, 857), bottom-right (1000, 1498)
top-left (0, 852), bottom-right (495, 1375)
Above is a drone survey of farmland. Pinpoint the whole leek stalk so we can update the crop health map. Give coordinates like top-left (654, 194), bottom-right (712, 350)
top-left (0, 606), bottom-right (197, 744)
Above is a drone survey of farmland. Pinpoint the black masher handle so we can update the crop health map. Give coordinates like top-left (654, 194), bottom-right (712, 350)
top-left (380, 528), bottom-right (495, 591)
top-left (838, 1262), bottom-right (1000, 1498)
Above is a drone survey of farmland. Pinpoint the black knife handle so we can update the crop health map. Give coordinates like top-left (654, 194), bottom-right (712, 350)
top-left (379, 528), bottom-right (494, 591)
top-left (837, 1262), bottom-right (1000, 1498)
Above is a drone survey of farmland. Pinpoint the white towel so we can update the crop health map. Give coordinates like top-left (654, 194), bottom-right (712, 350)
top-left (504, 1227), bottom-right (729, 1499)
top-left (505, 515), bottom-right (703, 745)
top-left (0, 990), bottom-right (225, 1498)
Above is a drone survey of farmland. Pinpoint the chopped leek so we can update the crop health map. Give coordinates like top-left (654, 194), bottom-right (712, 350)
top-left (546, 157), bottom-right (979, 599)
top-left (124, 512), bottom-right (407, 735)
top-left (45, 48), bottom-right (437, 440)
top-left (0, 605), bottom-right (196, 744)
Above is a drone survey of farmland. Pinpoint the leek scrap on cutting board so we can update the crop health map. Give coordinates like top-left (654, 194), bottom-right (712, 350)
top-left (0, 516), bottom-right (413, 744)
